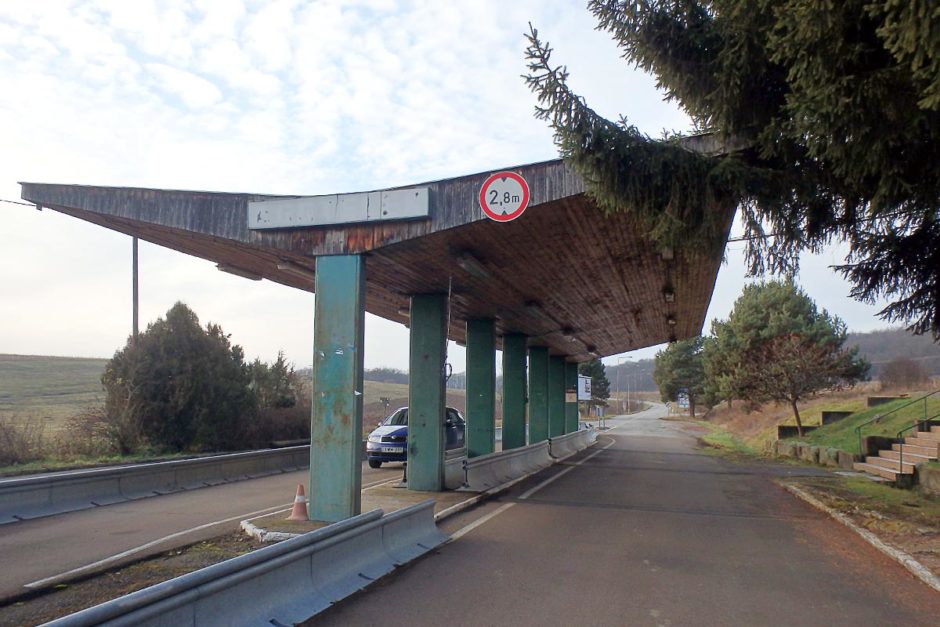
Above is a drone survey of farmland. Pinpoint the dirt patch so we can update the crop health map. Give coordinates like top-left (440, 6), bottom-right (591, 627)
top-left (782, 475), bottom-right (940, 580)
top-left (0, 531), bottom-right (263, 626)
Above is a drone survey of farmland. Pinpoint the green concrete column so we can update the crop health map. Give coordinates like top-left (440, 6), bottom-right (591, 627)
top-left (466, 319), bottom-right (496, 458)
top-left (528, 346), bottom-right (549, 443)
top-left (548, 356), bottom-right (566, 437)
top-left (309, 255), bottom-right (365, 522)
top-left (501, 334), bottom-right (527, 450)
top-left (408, 294), bottom-right (447, 491)
top-left (565, 361), bottom-right (579, 433)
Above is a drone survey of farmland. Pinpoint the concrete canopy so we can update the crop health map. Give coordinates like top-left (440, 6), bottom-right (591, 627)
top-left (20, 158), bottom-right (735, 361)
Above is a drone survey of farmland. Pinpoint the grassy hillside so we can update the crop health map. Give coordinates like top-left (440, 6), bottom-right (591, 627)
top-left (800, 392), bottom-right (940, 452)
top-left (0, 354), bottom-right (107, 425)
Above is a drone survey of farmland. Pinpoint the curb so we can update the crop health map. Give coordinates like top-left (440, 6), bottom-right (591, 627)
top-left (783, 483), bottom-right (940, 594)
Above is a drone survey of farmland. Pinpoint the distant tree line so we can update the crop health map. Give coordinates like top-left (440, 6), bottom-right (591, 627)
top-left (653, 281), bottom-right (870, 435)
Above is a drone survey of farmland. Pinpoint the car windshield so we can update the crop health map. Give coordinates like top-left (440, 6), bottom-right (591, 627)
top-left (382, 408), bottom-right (408, 426)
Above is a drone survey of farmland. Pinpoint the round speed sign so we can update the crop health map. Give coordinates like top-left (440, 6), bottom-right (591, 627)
top-left (479, 171), bottom-right (530, 222)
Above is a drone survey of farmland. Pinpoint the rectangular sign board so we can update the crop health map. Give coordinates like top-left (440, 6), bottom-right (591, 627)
top-left (577, 375), bottom-right (592, 401)
top-left (249, 187), bottom-right (429, 229)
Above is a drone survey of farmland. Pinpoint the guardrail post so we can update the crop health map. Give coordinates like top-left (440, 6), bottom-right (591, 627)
top-left (310, 255), bottom-right (366, 522)
top-left (548, 356), bottom-right (566, 437)
top-left (466, 319), bottom-right (496, 458)
top-left (502, 334), bottom-right (528, 450)
top-left (564, 361), bottom-right (578, 434)
top-left (528, 346), bottom-right (550, 443)
top-left (408, 294), bottom-right (447, 491)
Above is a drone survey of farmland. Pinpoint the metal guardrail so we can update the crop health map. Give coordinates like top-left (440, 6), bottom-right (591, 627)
top-left (0, 446), bottom-right (309, 525)
top-left (43, 500), bottom-right (446, 627)
top-left (548, 428), bottom-right (596, 459)
top-left (444, 448), bottom-right (466, 490)
top-left (463, 441), bottom-right (553, 492)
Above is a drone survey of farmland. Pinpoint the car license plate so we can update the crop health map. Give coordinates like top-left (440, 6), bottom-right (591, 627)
top-left (381, 446), bottom-right (403, 453)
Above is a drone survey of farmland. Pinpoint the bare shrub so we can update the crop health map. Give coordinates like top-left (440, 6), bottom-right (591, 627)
top-left (880, 357), bottom-right (930, 390)
top-left (246, 405), bottom-right (311, 447)
top-left (0, 415), bottom-right (47, 465)
top-left (56, 405), bottom-right (119, 460)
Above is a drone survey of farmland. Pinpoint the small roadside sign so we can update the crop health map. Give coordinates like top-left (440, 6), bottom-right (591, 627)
top-left (577, 375), bottom-right (592, 401)
top-left (479, 171), bottom-right (530, 222)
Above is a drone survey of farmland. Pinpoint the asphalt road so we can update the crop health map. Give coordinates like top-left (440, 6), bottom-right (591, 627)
top-left (312, 405), bottom-right (940, 626)
top-left (0, 461), bottom-right (400, 600)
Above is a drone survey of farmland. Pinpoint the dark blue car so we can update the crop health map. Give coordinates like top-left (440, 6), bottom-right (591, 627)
top-left (366, 406), bottom-right (465, 468)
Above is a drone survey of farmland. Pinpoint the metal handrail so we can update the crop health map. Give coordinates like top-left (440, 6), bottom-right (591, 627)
top-left (896, 413), bottom-right (940, 469)
top-left (855, 389), bottom-right (940, 454)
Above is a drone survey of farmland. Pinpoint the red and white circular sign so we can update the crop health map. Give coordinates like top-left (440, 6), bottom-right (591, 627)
top-left (479, 171), bottom-right (530, 222)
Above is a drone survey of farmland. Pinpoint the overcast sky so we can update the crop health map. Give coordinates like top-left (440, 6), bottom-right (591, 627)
top-left (0, 1), bottom-right (893, 373)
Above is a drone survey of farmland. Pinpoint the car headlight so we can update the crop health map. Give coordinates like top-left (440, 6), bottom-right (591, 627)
top-left (368, 435), bottom-right (381, 443)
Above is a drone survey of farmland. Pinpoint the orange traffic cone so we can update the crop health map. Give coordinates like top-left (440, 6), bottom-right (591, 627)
top-left (286, 484), bottom-right (308, 521)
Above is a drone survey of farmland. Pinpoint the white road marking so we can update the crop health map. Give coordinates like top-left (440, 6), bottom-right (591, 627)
top-left (449, 434), bottom-right (617, 540)
top-left (518, 437), bottom-right (615, 500)
top-left (25, 472), bottom-right (401, 590)
top-left (449, 503), bottom-right (516, 541)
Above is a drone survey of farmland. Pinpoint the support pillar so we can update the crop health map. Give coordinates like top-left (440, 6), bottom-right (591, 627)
top-left (408, 294), bottom-right (447, 491)
top-left (565, 361), bottom-right (579, 433)
top-left (309, 255), bottom-right (365, 522)
top-left (548, 356), bottom-right (566, 437)
top-left (466, 319), bottom-right (496, 458)
top-left (501, 334), bottom-right (527, 450)
top-left (528, 346), bottom-right (549, 443)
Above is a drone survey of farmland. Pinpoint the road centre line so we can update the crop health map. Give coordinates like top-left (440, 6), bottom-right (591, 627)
top-left (518, 437), bottom-right (615, 500)
top-left (25, 474), bottom-right (401, 591)
top-left (449, 435), bottom-right (616, 540)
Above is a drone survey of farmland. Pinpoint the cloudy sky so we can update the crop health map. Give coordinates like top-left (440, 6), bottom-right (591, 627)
top-left (0, 1), bottom-right (892, 373)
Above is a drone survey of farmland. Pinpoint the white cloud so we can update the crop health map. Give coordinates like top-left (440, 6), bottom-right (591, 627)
top-left (0, 1), bottom-right (890, 372)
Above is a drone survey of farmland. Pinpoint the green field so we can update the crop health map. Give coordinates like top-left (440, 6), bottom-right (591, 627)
top-left (0, 354), bottom-right (108, 426)
top-left (0, 354), bottom-right (469, 431)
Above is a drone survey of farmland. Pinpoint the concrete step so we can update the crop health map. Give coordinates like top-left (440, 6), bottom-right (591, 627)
top-left (892, 443), bottom-right (939, 458)
top-left (915, 429), bottom-right (940, 441)
top-left (880, 449), bottom-right (934, 463)
top-left (905, 436), bottom-right (940, 452)
top-left (853, 462), bottom-right (901, 481)
top-left (865, 456), bottom-right (916, 472)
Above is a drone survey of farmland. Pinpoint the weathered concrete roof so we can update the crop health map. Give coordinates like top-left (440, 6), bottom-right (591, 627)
top-left (20, 158), bottom-right (735, 360)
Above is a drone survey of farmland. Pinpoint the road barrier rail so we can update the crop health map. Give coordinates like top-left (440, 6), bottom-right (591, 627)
top-left (548, 428), bottom-right (597, 459)
top-left (45, 500), bottom-right (446, 627)
top-left (444, 448), bottom-right (467, 490)
top-left (463, 441), bottom-right (553, 492)
top-left (0, 446), bottom-right (309, 525)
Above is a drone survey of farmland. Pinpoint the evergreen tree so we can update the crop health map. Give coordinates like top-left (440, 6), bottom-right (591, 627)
top-left (578, 358), bottom-right (611, 407)
top-left (653, 337), bottom-right (706, 416)
top-left (525, 1), bottom-right (940, 338)
top-left (705, 281), bottom-right (870, 435)
top-left (102, 302), bottom-right (254, 453)
top-left (248, 351), bottom-right (298, 409)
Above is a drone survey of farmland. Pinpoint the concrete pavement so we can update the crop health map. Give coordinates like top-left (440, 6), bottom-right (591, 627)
top-left (312, 407), bottom-right (940, 626)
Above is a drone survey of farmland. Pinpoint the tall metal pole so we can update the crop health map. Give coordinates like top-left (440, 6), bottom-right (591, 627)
top-left (132, 236), bottom-right (139, 339)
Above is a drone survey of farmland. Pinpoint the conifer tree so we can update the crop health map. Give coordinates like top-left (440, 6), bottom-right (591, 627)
top-left (525, 1), bottom-right (940, 338)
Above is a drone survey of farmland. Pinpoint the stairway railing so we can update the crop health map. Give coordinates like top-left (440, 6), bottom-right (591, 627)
top-left (896, 413), bottom-right (940, 469)
top-left (855, 389), bottom-right (940, 455)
